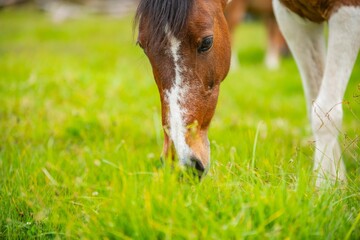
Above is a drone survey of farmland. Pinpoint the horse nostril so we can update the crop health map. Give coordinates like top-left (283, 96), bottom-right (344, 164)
top-left (191, 156), bottom-right (205, 173)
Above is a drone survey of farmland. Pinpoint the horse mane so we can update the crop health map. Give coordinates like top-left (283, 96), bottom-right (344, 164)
top-left (135, 0), bottom-right (194, 47)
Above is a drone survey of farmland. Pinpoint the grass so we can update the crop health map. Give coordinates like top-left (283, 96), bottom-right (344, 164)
top-left (1, 6), bottom-right (359, 239)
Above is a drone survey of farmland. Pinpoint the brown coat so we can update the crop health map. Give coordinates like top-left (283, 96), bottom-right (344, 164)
top-left (280, 0), bottom-right (360, 22)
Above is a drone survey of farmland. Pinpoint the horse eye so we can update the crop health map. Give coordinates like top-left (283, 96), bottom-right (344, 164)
top-left (198, 36), bottom-right (213, 53)
top-left (208, 79), bottom-right (215, 90)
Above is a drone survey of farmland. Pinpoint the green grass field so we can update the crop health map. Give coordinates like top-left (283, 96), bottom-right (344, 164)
top-left (1, 7), bottom-right (359, 239)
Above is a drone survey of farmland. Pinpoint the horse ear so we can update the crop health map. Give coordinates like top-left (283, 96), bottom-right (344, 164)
top-left (221, 0), bottom-right (232, 9)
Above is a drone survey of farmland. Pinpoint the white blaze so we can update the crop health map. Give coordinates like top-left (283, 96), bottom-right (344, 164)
top-left (166, 30), bottom-right (192, 166)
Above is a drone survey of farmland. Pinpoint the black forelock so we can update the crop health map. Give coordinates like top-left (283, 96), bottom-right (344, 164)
top-left (135, 0), bottom-right (194, 47)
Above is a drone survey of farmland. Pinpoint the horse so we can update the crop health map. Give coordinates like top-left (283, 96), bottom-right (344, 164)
top-left (135, 0), bottom-right (231, 176)
top-left (225, 0), bottom-right (288, 69)
top-left (273, 0), bottom-right (360, 186)
top-left (135, 0), bottom-right (360, 186)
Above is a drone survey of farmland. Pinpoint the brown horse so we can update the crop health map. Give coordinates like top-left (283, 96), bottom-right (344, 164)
top-left (135, 0), bottom-right (360, 185)
top-left (225, 0), bottom-right (287, 69)
top-left (135, 0), bottom-right (231, 176)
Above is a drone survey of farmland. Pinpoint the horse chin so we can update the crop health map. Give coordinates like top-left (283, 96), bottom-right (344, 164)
top-left (179, 145), bottom-right (210, 179)
top-left (161, 136), bottom-right (210, 179)
top-left (179, 157), bottom-right (209, 180)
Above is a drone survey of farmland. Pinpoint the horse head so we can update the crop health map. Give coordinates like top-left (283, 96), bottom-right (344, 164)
top-left (136, 0), bottom-right (231, 177)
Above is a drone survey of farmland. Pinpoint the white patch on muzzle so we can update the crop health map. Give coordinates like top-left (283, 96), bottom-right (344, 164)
top-left (165, 29), bottom-right (192, 166)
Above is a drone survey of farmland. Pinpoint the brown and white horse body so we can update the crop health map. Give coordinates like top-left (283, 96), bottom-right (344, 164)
top-left (273, 0), bottom-right (360, 186)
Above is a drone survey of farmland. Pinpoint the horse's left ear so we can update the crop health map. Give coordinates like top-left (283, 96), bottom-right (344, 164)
top-left (221, 0), bottom-right (232, 9)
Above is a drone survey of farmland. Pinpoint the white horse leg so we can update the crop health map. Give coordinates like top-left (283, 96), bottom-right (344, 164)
top-left (230, 51), bottom-right (240, 70)
top-left (273, 0), bottom-right (326, 119)
top-left (312, 7), bottom-right (360, 186)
